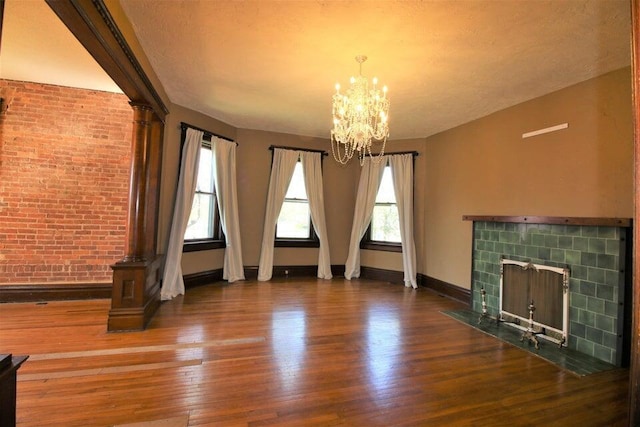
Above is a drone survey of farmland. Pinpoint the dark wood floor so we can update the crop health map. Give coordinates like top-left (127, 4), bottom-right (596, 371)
top-left (0, 278), bottom-right (630, 426)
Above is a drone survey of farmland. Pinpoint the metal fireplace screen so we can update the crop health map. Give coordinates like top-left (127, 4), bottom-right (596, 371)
top-left (499, 259), bottom-right (569, 346)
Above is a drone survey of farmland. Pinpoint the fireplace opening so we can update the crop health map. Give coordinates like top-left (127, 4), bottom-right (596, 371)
top-left (499, 258), bottom-right (569, 347)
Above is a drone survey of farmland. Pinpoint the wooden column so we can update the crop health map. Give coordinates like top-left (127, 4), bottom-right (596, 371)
top-left (123, 103), bottom-right (151, 261)
top-left (108, 104), bottom-right (163, 332)
top-left (145, 113), bottom-right (164, 259)
top-left (631, 0), bottom-right (640, 424)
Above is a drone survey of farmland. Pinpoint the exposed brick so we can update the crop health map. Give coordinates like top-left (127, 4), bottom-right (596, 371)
top-left (0, 79), bottom-right (132, 284)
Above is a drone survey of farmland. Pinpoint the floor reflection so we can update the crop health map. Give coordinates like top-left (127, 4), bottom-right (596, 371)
top-left (366, 306), bottom-right (401, 394)
top-left (176, 324), bottom-right (206, 361)
top-left (272, 310), bottom-right (306, 391)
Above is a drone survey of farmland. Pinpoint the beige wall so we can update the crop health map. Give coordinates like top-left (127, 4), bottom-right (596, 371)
top-left (424, 67), bottom-right (633, 289)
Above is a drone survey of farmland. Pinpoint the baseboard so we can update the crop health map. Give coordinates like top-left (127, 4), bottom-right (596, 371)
top-left (243, 265), bottom-right (347, 280)
top-left (418, 273), bottom-right (471, 305)
top-left (0, 283), bottom-right (112, 303)
top-left (360, 266), bottom-right (404, 284)
top-left (184, 269), bottom-right (224, 288)
top-left (272, 265), bottom-right (318, 277)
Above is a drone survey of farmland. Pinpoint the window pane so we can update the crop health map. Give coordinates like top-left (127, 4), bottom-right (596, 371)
top-left (185, 193), bottom-right (213, 240)
top-left (375, 166), bottom-right (396, 203)
top-left (371, 205), bottom-right (401, 243)
top-left (277, 201), bottom-right (310, 238)
top-left (285, 162), bottom-right (307, 200)
top-left (196, 146), bottom-right (214, 193)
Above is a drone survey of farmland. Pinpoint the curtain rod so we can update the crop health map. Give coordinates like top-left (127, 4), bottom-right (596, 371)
top-left (374, 151), bottom-right (419, 157)
top-left (180, 122), bottom-right (237, 145)
top-left (269, 145), bottom-right (328, 156)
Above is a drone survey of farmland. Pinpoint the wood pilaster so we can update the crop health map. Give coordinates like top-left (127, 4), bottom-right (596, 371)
top-left (123, 103), bottom-right (152, 262)
top-left (631, 0), bottom-right (640, 424)
top-left (145, 114), bottom-right (164, 259)
top-left (109, 104), bottom-right (163, 331)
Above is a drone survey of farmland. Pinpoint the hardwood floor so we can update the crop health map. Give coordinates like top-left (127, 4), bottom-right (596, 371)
top-left (0, 278), bottom-right (629, 426)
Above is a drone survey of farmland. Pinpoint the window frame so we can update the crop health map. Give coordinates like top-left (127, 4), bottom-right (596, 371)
top-left (182, 132), bottom-right (226, 252)
top-left (274, 157), bottom-right (320, 248)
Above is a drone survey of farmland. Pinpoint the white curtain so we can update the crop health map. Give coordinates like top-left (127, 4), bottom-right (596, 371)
top-left (301, 151), bottom-right (332, 279)
top-left (161, 128), bottom-right (203, 300)
top-left (344, 157), bottom-right (386, 279)
top-left (390, 154), bottom-right (418, 289)
top-left (257, 149), bottom-right (300, 281)
top-left (212, 137), bottom-right (245, 282)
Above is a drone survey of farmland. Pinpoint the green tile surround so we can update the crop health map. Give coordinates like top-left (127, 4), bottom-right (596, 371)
top-left (471, 221), bottom-right (627, 365)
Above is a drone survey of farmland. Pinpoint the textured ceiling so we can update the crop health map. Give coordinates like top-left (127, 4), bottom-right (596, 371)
top-left (0, 0), bottom-right (121, 93)
top-left (1, 0), bottom-right (632, 140)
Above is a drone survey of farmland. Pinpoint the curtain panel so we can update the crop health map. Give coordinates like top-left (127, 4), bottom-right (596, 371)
top-left (344, 157), bottom-right (386, 279)
top-left (212, 137), bottom-right (245, 282)
top-left (390, 154), bottom-right (418, 288)
top-left (161, 128), bottom-right (203, 300)
top-left (301, 151), bottom-right (332, 279)
top-left (257, 149), bottom-right (300, 281)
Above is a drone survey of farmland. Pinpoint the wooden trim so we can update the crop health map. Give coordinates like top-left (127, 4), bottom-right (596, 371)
top-left (242, 265), bottom-right (346, 280)
top-left (331, 264), bottom-right (346, 277)
top-left (184, 269), bottom-right (224, 288)
top-left (418, 274), bottom-right (471, 305)
top-left (45, 0), bottom-right (168, 120)
top-left (274, 239), bottom-right (320, 248)
top-left (0, 0), bottom-right (5, 53)
top-left (244, 266), bottom-right (258, 280)
top-left (183, 240), bottom-right (226, 252)
top-left (360, 266), bottom-right (404, 284)
top-left (272, 265), bottom-right (319, 277)
top-left (0, 283), bottom-right (111, 303)
top-left (463, 215), bottom-right (632, 227)
top-left (360, 241), bottom-right (403, 253)
top-left (630, 0), bottom-right (640, 423)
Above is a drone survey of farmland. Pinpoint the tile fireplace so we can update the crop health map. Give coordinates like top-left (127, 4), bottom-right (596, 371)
top-left (465, 216), bottom-right (632, 366)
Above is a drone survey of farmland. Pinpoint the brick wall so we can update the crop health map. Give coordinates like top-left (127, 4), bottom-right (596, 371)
top-left (0, 79), bottom-right (132, 284)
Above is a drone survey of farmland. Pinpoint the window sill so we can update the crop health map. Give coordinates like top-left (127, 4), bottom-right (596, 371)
top-left (274, 239), bottom-right (320, 248)
top-left (183, 240), bottom-right (226, 252)
top-left (360, 241), bottom-right (402, 253)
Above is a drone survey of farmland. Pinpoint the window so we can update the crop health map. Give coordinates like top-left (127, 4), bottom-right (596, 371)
top-left (275, 161), bottom-right (319, 247)
top-left (361, 165), bottom-right (402, 252)
top-left (183, 141), bottom-right (225, 251)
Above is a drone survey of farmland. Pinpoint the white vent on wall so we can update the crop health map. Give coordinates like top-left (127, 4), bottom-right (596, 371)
top-left (522, 123), bottom-right (568, 139)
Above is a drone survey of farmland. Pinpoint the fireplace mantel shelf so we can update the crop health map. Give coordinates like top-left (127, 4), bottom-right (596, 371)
top-left (462, 215), bottom-right (631, 227)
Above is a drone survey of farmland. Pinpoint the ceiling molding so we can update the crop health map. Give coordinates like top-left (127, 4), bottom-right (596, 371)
top-left (45, 0), bottom-right (168, 120)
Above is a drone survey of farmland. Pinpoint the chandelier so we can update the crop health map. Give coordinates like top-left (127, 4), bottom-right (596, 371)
top-left (331, 55), bottom-right (390, 165)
